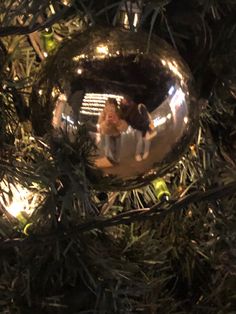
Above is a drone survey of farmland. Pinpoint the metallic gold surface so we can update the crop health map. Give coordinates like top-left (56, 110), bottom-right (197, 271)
top-left (31, 27), bottom-right (199, 190)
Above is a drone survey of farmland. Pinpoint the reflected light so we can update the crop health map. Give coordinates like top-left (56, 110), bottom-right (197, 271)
top-left (167, 61), bottom-right (184, 80)
top-left (187, 210), bottom-right (192, 217)
top-left (161, 59), bottom-right (166, 66)
top-left (81, 93), bottom-right (123, 117)
top-left (167, 113), bottom-right (172, 120)
top-left (209, 208), bottom-right (213, 214)
top-left (77, 68), bottom-right (83, 75)
top-left (168, 86), bottom-right (175, 96)
top-left (49, 4), bottom-right (56, 14)
top-left (133, 13), bottom-right (139, 27)
top-left (123, 12), bottom-right (139, 28)
top-left (153, 116), bottom-right (167, 127)
top-left (96, 45), bottom-right (109, 55)
top-left (51, 87), bottom-right (60, 98)
top-left (184, 116), bottom-right (188, 124)
top-left (72, 54), bottom-right (86, 61)
top-left (61, 0), bottom-right (70, 5)
top-left (169, 88), bottom-right (186, 116)
top-left (58, 94), bottom-right (67, 101)
top-left (126, 125), bottom-right (133, 134)
top-left (62, 113), bottom-right (76, 125)
top-left (52, 94), bottom-right (67, 128)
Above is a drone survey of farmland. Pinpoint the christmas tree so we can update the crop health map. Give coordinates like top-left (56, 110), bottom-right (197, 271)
top-left (0, 0), bottom-right (236, 313)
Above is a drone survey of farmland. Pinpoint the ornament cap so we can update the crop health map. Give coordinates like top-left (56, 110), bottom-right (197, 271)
top-left (118, 0), bottom-right (143, 31)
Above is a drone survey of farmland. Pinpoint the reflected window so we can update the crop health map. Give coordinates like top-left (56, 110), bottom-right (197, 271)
top-left (81, 93), bottom-right (123, 117)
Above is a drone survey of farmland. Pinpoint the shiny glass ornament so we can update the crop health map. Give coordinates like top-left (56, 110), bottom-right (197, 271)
top-left (31, 26), bottom-right (199, 190)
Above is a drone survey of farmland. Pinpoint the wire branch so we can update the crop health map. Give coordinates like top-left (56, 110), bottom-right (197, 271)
top-left (0, 6), bottom-right (74, 36)
top-left (0, 180), bottom-right (235, 250)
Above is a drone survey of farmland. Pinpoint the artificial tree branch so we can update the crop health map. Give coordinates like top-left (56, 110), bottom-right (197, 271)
top-left (0, 180), bottom-right (235, 251)
top-left (0, 5), bottom-right (74, 36)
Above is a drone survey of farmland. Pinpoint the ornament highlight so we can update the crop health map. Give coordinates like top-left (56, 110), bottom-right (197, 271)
top-left (31, 26), bottom-right (199, 190)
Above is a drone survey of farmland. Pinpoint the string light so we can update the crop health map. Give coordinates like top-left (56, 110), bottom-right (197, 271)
top-left (0, 179), bottom-right (44, 226)
top-left (96, 45), bottom-right (109, 55)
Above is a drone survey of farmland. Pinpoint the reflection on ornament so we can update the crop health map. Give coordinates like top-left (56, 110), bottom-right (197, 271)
top-left (31, 26), bottom-right (199, 190)
top-left (80, 93), bottom-right (123, 116)
top-left (187, 210), bottom-right (192, 217)
top-left (76, 67), bottom-right (83, 75)
top-left (184, 117), bottom-right (188, 124)
top-left (61, 0), bottom-right (71, 5)
top-left (119, 0), bottom-right (142, 31)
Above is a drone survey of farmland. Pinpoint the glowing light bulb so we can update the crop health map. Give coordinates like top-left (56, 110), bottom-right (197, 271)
top-left (0, 179), bottom-right (44, 226)
top-left (96, 45), bottom-right (109, 55)
top-left (77, 68), bottom-right (83, 75)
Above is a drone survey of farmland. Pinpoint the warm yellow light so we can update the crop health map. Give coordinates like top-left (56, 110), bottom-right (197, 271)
top-left (153, 116), bottom-right (167, 127)
top-left (184, 116), bottom-right (188, 124)
top-left (133, 13), bottom-right (139, 27)
top-left (6, 196), bottom-right (28, 218)
top-left (0, 179), bottom-right (43, 221)
top-left (58, 93), bottom-right (67, 101)
top-left (96, 45), bottom-right (109, 55)
top-left (72, 54), bottom-right (86, 61)
top-left (49, 4), bottom-right (56, 14)
top-left (77, 67), bottom-right (83, 75)
top-left (167, 61), bottom-right (184, 80)
top-left (62, 0), bottom-right (70, 5)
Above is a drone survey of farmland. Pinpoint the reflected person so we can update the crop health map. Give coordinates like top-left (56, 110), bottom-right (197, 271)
top-left (98, 98), bottom-right (128, 164)
top-left (119, 97), bottom-right (156, 161)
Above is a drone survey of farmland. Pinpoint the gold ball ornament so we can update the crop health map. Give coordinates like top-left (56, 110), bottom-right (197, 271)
top-left (31, 26), bottom-right (199, 190)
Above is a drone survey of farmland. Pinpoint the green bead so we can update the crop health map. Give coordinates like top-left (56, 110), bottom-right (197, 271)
top-left (16, 212), bottom-right (33, 235)
top-left (23, 223), bottom-right (33, 236)
top-left (41, 28), bottom-right (57, 53)
top-left (16, 211), bottom-right (28, 226)
top-left (152, 178), bottom-right (170, 201)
